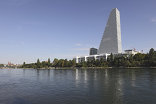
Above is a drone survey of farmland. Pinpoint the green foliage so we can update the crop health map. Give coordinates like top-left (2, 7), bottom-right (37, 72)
top-left (21, 58), bottom-right (77, 69)
top-left (48, 58), bottom-right (51, 67)
top-left (0, 64), bottom-right (4, 67)
top-left (36, 59), bottom-right (41, 68)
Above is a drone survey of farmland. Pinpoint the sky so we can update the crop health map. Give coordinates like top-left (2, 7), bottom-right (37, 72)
top-left (0, 0), bottom-right (156, 64)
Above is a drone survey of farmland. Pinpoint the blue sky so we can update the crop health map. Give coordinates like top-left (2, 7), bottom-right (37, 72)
top-left (0, 0), bottom-right (156, 64)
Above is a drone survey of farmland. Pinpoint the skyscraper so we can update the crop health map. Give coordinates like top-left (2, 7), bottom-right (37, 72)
top-left (98, 8), bottom-right (122, 54)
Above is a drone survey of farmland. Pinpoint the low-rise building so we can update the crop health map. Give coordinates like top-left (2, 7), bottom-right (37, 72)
top-left (75, 53), bottom-right (110, 63)
top-left (124, 49), bottom-right (141, 55)
top-left (74, 49), bottom-right (143, 63)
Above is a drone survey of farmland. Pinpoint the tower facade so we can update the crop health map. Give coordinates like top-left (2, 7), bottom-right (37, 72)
top-left (98, 8), bottom-right (122, 54)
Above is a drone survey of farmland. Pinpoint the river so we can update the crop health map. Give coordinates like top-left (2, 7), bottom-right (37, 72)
top-left (0, 68), bottom-right (156, 104)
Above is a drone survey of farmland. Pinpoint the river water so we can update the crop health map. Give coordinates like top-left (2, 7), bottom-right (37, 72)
top-left (0, 68), bottom-right (156, 104)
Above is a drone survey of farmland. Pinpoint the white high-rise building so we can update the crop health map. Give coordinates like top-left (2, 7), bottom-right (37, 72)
top-left (74, 8), bottom-right (123, 63)
top-left (98, 8), bottom-right (122, 54)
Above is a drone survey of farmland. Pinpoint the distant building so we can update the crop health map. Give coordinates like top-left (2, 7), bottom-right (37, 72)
top-left (89, 48), bottom-right (98, 55)
top-left (7, 62), bottom-right (14, 66)
top-left (124, 49), bottom-right (140, 55)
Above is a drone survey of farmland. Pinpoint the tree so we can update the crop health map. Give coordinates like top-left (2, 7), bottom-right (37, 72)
top-left (107, 53), bottom-right (114, 66)
top-left (123, 60), bottom-right (131, 67)
top-left (82, 61), bottom-right (87, 67)
top-left (53, 58), bottom-right (59, 68)
top-left (36, 59), bottom-right (41, 68)
top-left (0, 64), bottom-right (4, 67)
top-left (48, 58), bottom-right (51, 67)
top-left (23, 62), bottom-right (26, 65)
top-left (149, 48), bottom-right (155, 57)
top-left (133, 53), bottom-right (145, 61)
top-left (22, 62), bottom-right (26, 68)
top-left (64, 59), bottom-right (68, 67)
top-left (148, 48), bottom-right (156, 66)
top-left (95, 59), bottom-right (100, 67)
top-left (72, 59), bottom-right (76, 67)
top-left (61, 60), bottom-right (65, 67)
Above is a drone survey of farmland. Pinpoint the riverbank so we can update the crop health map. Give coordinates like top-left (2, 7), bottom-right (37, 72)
top-left (76, 67), bottom-right (156, 69)
top-left (1, 67), bottom-right (156, 70)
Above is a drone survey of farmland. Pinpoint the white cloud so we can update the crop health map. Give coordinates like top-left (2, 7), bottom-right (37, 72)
top-left (75, 43), bottom-right (82, 46)
top-left (151, 18), bottom-right (156, 22)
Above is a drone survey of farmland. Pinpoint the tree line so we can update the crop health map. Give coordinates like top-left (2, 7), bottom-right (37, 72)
top-left (21, 58), bottom-right (76, 68)
top-left (21, 48), bottom-right (156, 68)
top-left (0, 64), bottom-right (4, 67)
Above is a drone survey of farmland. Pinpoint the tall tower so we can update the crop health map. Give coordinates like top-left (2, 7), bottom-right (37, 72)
top-left (98, 8), bottom-right (122, 54)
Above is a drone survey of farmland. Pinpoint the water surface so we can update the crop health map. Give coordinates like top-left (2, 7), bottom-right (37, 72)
top-left (0, 68), bottom-right (156, 104)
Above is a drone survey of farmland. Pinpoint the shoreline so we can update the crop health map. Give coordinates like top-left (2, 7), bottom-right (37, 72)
top-left (1, 67), bottom-right (156, 69)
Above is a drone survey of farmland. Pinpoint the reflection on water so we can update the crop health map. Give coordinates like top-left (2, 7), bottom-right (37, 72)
top-left (0, 68), bottom-right (156, 104)
top-left (75, 69), bottom-right (79, 80)
top-left (94, 69), bottom-right (97, 79)
top-left (84, 69), bottom-right (87, 81)
top-left (131, 70), bottom-right (136, 87)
